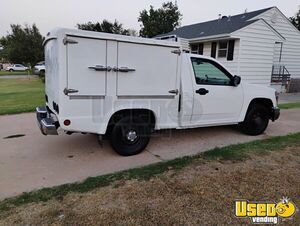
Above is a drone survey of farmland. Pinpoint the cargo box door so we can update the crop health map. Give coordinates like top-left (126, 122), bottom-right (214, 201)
top-left (117, 42), bottom-right (179, 96)
top-left (66, 36), bottom-right (107, 96)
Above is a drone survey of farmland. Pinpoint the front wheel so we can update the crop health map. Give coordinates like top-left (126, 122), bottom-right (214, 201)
top-left (239, 104), bottom-right (269, 136)
top-left (110, 115), bottom-right (151, 156)
top-left (9, 69), bottom-right (14, 72)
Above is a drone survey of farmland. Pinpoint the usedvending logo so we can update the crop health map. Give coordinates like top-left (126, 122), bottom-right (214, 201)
top-left (235, 197), bottom-right (297, 224)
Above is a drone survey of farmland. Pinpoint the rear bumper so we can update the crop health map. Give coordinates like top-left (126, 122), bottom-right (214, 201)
top-left (271, 107), bottom-right (280, 122)
top-left (36, 106), bottom-right (58, 135)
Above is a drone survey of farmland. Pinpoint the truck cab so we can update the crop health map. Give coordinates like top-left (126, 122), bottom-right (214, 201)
top-left (37, 28), bottom-right (280, 156)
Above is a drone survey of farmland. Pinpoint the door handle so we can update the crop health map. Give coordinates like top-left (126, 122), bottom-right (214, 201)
top-left (88, 65), bottom-right (112, 71)
top-left (63, 88), bottom-right (79, 95)
top-left (169, 89), bottom-right (179, 95)
top-left (113, 67), bottom-right (136, 72)
top-left (196, 88), bottom-right (209, 95)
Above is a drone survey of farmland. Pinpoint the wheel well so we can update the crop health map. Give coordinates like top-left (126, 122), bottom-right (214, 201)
top-left (247, 98), bottom-right (273, 116)
top-left (107, 109), bottom-right (156, 134)
top-left (39, 70), bottom-right (45, 75)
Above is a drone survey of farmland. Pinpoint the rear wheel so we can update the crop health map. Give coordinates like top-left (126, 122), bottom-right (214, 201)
top-left (110, 115), bottom-right (151, 156)
top-left (239, 104), bottom-right (269, 136)
top-left (9, 69), bottom-right (14, 72)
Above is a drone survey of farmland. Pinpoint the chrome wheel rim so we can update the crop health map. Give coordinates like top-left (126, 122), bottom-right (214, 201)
top-left (126, 130), bottom-right (138, 143)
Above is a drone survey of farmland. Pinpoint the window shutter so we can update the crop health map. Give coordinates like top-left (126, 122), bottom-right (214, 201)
top-left (227, 40), bottom-right (235, 61)
top-left (190, 44), bottom-right (198, 54)
top-left (211, 42), bottom-right (217, 58)
top-left (199, 43), bottom-right (204, 55)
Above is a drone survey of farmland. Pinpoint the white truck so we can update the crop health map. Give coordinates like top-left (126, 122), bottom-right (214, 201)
top-left (37, 28), bottom-right (280, 156)
top-left (33, 61), bottom-right (46, 75)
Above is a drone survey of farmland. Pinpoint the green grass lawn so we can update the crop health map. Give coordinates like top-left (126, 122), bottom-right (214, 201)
top-left (0, 78), bottom-right (44, 115)
top-left (279, 102), bottom-right (300, 109)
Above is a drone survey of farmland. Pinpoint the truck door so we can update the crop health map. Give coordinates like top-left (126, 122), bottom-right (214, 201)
top-left (66, 36), bottom-right (107, 96)
top-left (190, 57), bottom-right (243, 125)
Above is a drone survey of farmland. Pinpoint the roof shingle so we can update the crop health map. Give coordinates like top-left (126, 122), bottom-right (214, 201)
top-left (157, 7), bottom-right (274, 39)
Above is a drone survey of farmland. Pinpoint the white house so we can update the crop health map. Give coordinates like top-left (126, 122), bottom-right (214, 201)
top-left (157, 7), bottom-right (300, 92)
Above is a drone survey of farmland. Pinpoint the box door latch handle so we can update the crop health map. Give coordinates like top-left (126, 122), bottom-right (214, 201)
top-left (89, 65), bottom-right (112, 72)
top-left (63, 88), bottom-right (79, 95)
top-left (114, 67), bottom-right (136, 73)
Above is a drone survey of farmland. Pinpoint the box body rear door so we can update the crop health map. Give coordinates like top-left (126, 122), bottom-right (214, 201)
top-left (117, 42), bottom-right (179, 96)
top-left (66, 36), bottom-right (107, 96)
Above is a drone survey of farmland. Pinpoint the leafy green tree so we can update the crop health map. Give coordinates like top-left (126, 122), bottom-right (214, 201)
top-left (289, 7), bottom-right (300, 31)
top-left (0, 37), bottom-right (8, 62)
top-left (1, 24), bottom-right (44, 66)
top-left (138, 2), bottom-right (182, 38)
top-left (77, 20), bottom-right (135, 35)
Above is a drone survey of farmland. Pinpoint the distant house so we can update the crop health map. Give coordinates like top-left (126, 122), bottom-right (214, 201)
top-left (157, 7), bottom-right (300, 91)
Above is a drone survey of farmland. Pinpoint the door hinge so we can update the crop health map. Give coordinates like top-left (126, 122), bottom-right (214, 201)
top-left (63, 37), bottom-right (78, 45)
top-left (63, 88), bottom-right (79, 95)
top-left (169, 89), bottom-right (179, 95)
top-left (171, 49), bottom-right (181, 55)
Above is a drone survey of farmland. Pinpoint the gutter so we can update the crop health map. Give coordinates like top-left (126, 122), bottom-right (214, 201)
top-left (188, 34), bottom-right (239, 43)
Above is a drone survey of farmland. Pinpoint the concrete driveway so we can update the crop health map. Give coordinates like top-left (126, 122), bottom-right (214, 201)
top-left (1, 109), bottom-right (300, 200)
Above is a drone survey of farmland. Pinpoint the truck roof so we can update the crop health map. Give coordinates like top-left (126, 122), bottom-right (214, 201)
top-left (45, 28), bottom-right (182, 49)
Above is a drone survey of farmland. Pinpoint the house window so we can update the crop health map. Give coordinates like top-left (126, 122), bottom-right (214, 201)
top-left (218, 41), bottom-right (228, 58)
top-left (190, 43), bottom-right (203, 55)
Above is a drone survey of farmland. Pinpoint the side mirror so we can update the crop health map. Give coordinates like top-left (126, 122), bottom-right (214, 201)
top-left (232, 75), bottom-right (241, 87)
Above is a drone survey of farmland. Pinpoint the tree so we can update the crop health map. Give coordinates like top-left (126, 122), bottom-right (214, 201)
top-left (289, 7), bottom-right (300, 31)
top-left (1, 24), bottom-right (44, 66)
top-left (138, 2), bottom-right (182, 38)
top-left (0, 37), bottom-right (8, 62)
top-left (77, 20), bottom-right (135, 36)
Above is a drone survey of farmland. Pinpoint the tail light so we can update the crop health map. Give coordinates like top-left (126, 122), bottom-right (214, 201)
top-left (64, 120), bottom-right (71, 126)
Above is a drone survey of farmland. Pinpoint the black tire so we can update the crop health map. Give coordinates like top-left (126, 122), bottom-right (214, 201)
top-left (9, 69), bottom-right (14, 72)
top-left (110, 115), bottom-right (151, 156)
top-left (239, 104), bottom-right (269, 136)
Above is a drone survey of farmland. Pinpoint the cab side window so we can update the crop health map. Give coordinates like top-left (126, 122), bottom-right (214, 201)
top-left (191, 58), bottom-right (232, 85)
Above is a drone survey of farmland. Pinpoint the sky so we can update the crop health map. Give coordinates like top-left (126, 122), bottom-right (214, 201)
top-left (0, 0), bottom-right (299, 37)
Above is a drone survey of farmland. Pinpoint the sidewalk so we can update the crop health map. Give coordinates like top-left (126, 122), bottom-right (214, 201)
top-left (0, 75), bottom-right (38, 79)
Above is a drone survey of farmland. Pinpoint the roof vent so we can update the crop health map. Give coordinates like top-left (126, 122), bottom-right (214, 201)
top-left (218, 14), bottom-right (222, 21)
top-left (222, 16), bottom-right (228, 19)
